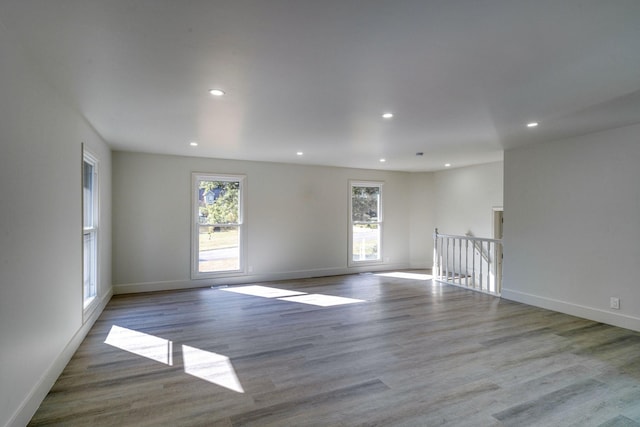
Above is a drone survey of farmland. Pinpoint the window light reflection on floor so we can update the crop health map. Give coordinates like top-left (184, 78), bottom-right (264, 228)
top-left (104, 325), bottom-right (173, 365)
top-left (375, 271), bottom-right (433, 281)
top-left (221, 285), bottom-right (366, 307)
top-left (221, 285), bottom-right (305, 298)
top-left (278, 294), bottom-right (365, 307)
top-left (182, 345), bottom-right (244, 393)
top-left (104, 325), bottom-right (244, 393)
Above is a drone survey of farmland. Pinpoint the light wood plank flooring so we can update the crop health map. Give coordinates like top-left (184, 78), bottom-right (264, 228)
top-left (30, 272), bottom-right (640, 426)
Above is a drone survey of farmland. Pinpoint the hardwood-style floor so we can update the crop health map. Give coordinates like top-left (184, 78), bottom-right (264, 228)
top-left (30, 271), bottom-right (640, 426)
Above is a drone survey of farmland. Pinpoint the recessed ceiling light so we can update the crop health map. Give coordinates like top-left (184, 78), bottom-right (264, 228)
top-left (380, 158), bottom-right (387, 163)
top-left (382, 113), bottom-right (394, 119)
top-left (190, 141), bottom-right (198, 147)
top-left (209, 89), bottom-right (225, 96)
top-left (444, 163), bottom-right (451, 167)
top-left (296, 152), bottom-right (303, 156)
top-left (527, 122), bottom-right (539, 128)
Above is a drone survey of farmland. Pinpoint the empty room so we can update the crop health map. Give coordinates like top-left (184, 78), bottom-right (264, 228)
top-left (2, 1), bottom-right (640, 426)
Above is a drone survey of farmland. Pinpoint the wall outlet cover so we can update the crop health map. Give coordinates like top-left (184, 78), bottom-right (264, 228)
top-left (610, 297), bottom-right (620, 310)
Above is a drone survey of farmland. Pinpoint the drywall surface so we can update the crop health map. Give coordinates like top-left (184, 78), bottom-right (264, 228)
top-left (409, 172), bottom-right (435, 268)
top-left (0, 22), bottom-right (112, 427)
top-left (434, 162), bottom-right (503, 238)
top-left (502, 123), bottom-right (640, 331)
top-left (112, 152), bottom-right (420, 291)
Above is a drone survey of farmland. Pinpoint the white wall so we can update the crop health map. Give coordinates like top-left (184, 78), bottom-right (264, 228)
top-left (409, 172), bottom-right (436, 268)
top-left (502, 123), bottom-right (640, 331)
top-left (434, 162), bottom-right (504, 237)
top-left (0, 23), bottom-right (112, 427)
top-left (112, 152), bottom-right (434, 293)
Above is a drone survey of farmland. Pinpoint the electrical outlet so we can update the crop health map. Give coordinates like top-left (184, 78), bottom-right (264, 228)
top-left (610, 297), bottom-right (620, 310)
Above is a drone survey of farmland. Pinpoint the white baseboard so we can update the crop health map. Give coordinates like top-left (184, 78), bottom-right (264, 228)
top-left (114, 263), bottom-right (411, 294)
top-left (501, 288), bottom-right (640, 332)
top-left (7, 288), bottom-right (113, 427)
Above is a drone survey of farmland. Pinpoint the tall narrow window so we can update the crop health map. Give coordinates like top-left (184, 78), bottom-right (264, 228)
top-left (349, 181), bottom-right (383, 265)
top-left (83, 148), bottom-right (98, 308)
top-left (192, 174), bottom-right (245, 278)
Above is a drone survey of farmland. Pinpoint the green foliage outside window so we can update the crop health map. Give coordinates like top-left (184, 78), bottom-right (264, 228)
top-left (352, 186), bottom-right (380, 222)
top-left (199, 181), bottom-right (240, 224)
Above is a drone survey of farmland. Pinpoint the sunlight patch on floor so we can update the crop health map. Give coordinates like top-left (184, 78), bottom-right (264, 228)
top-left (104, 325), bottom-right (173, 365)
top-left (182, 345), bottom-right (244, 393)
top-left (376, 271), bottom-right (433, 281)
top-left (104, 325), bottom-right (244, 393)
top-left (278, 294), bottom-right (365, 307)
top-left (221, 285), bottom-right (366, 307)
top-left (221, 285), bottom-right (305, 298)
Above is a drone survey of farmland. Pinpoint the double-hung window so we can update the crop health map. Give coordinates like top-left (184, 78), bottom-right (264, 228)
top-left (83, 148), bottom-right (98, 309)
top-left (349, 181), bottom-right (383, 265)
top-left (192, 173), bottom-right (246, 278)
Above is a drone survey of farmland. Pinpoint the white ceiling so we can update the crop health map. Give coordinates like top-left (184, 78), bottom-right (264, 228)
top-left (2, 0), bottom-right (640, 172)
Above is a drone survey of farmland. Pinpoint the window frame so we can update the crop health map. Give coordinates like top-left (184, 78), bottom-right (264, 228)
top-left (191, 173), bottom-right (247, 279)
top-left (348, 180), bottom-right (384, 267)
top-left (82, 146), bottom-right (99, 313)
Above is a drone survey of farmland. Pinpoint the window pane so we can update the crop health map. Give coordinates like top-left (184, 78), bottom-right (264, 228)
top-left (199, 180), bottom-right (240, 225)
top-left (198, 225), bottom-right (240, 272)
top-left (352, 186), bottom-right (380, 222)
top-left (194, 174), bottom-right (244, 277)
top-left (352, 223), bottom-right (380, 261)
top-left (83, 231), bottom-right (97, 305)
top-left (83, 152), bottom-right (98, 309)
top-left (83, 161), bottom-right (94, 228)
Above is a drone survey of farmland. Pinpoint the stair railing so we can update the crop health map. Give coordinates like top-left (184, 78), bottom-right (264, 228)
top-left (433, 228), bottom-right (502, 296)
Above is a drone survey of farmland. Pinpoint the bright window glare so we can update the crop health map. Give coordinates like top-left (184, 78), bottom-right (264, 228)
top-left (221, 285), bottom-right (306, 298)
top-left (104, 325), bottom-right (173, 365)
top-left (279, 294), bottom-right (365, 307)
top-left (182, 345), bottom-right (244, 393)
top-left (376, 272), bottom-right (433, 281)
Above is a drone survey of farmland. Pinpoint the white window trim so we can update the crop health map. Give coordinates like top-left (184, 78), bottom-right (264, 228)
top-left (82, 146), bottom-right (99, 315)
top-left (348, 180), bottom-right (384, 267)
top-left (191, 173), bottom-right (247, 280)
